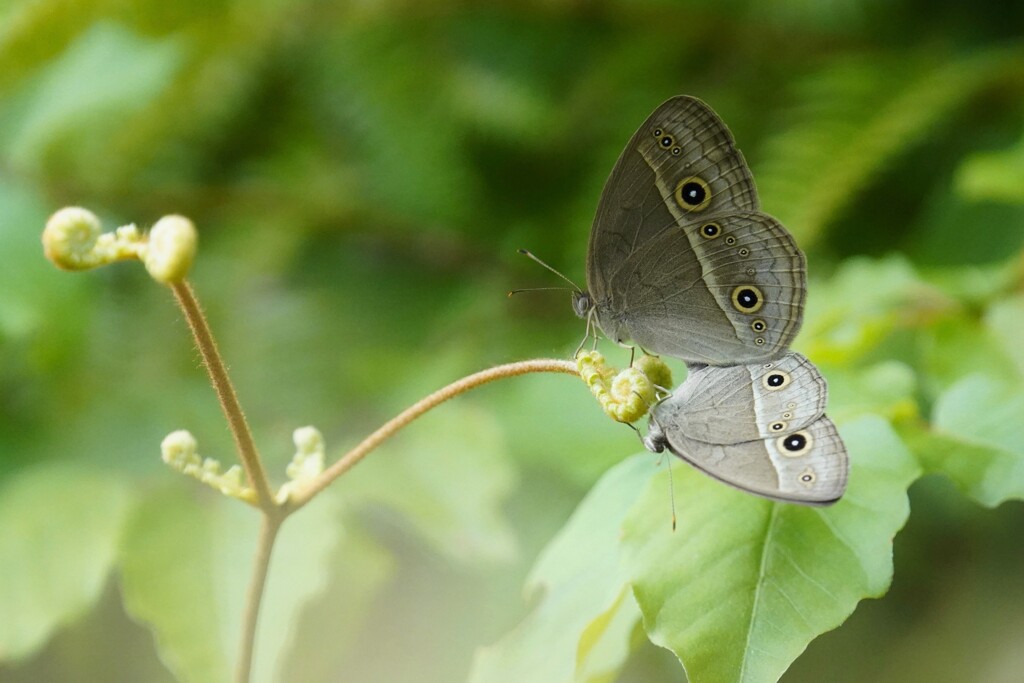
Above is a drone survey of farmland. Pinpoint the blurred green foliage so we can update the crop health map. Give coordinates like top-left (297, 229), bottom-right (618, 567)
top-left (1, 1), bottom-right (1023, 682)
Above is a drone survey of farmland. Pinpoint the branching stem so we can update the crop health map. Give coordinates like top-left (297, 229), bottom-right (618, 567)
top-left (171, 279), bottom-right (580, 683)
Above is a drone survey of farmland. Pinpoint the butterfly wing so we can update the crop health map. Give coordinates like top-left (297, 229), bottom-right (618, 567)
top-left (611, 212), bottom-right (805, 364)
top-left (646, 353), bottom-right (846, 505)
top-left (585, 96), bottom-right (804, 364)
top-left (586, 96), bottom-right (758, 306)
top-left (655, 414), bottom-right (848, 505)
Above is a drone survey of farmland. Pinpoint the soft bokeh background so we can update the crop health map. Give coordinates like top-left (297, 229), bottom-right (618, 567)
top-left (1, 1), bottom-right (1023, 682)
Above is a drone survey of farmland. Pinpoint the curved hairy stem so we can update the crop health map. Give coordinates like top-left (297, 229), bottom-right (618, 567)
top-left (286, 359), bottom-right (578, 510)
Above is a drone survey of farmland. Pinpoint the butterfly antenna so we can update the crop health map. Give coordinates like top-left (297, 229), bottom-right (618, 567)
top-left (518, 249), bottom-right (582, 292)
top-left (508, 286), bottom-right (574, 297)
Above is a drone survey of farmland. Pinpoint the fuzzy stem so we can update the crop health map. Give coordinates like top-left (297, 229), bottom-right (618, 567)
top-left (171, 281), bottom-right (275, 508)
top-left (234, 512), bottom-right (283, 683)
top-left (286, 359), bottom-right (578, 510)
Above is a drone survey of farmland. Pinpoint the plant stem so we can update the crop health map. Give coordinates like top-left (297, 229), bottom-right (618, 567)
top-left (171, 281), bottom-right (275, 508)
top-left (235, 511), bottom-right (283, 683)
top-left (286, 359), bottom-right (578, 510)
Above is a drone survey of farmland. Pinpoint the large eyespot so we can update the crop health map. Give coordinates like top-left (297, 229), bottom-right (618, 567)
top-left (731, 285), bottom-right (764, 313)
top-left (762, 370), bottom-right (791, 390)
top-left (660, 134), bottom-right (676, 149)
top-left (798, 467), bottom-right (817, 488)
top-left (700, 222), bottom-right (722, 239)
top-left (751, 319), bottom-right (767, 333)
top-left (769, 420), bottom-right (788, 433)
top-left (674, 177), bottom-right (711, 211)
top-left (777, 430), bottom-right (813, 457)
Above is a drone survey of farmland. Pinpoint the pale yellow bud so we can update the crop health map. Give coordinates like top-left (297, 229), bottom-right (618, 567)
top-left (144, 215), bottom-right (197, 283)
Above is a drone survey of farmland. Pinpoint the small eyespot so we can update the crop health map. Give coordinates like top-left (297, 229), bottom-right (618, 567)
top-left (674, 176), bottom-right (711, 212)
top-left (671, 146), bottom-right (681, 155)
top-left (755, 337), bottom-right (765, 345)
top-left (769, 421), bottom-right (788, 432)
top-left (751, 319), bottom-right (767, 332)
top-left (700, 222), bottom-right (721, 239)
top-left (782, 412), bottom-right (792, 419)
top-left (746, 268), bottom-right (756, 276)
top-left (787, 402), bottom-right (797, 409)
top-left (777, 430), bottom-right (813, 457)
top-left (763, 363), bottom-right (774, 369)
top-left (660, 135), bottom-right (675, 148)
top-left (725, 236), bottom-right (737, 245)
top-left (798, 468), bottom-right (817, 487)
top-left (731, 285), bottom-right (764, 313)
top-left (738, 248), bottom-right (750, 257)
top-left (762, 370), bottom-right (792, 390)
top-left (653, 127), bottom-right (663, 137)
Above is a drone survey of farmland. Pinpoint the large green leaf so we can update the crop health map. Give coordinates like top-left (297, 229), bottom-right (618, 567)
top-left (621, 415), bottom-right (919, 683)
top-left (0, 463), bottom-right (131, 661)
top-left (799, 255), bottom-right (949, 365)
top-left (119, 483), bottom-right (343, 683)
top-left (469, 455), bottom-right (653, 683)
top-left (905, 373), bottom-right (1024, 507)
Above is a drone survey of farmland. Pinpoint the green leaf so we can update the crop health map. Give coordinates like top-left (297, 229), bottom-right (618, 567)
top-left (985, 294), bottom-right (1024, 379)
top-left (343, 405), bottom-right (518, 563)
top-left (0, 21), bottom-right (184, 172)
top-left (905, 374), bottom-right (1024, 507)
top-left (118, 487), bottom-right (232, 683)
top-left (469, 455), bottom-right (654, 683)
top-left (119, 484), bottom-right (343, 683)
top-left (823, 360), bottom-right (919, 423)
top-left (622, 415), bottom-right (919, 683)
top-left (955, 132), bottom-right (1024, 204)
top-left (0, 463), bottom-right (132, 661)
top-left (799, 255), bottom-right (949, 364)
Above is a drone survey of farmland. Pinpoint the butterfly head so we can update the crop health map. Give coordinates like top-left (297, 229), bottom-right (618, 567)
top-left (571, 290), bottom-right (593, 319)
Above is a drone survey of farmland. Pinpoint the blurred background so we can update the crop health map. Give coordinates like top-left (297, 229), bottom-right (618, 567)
top-left (1, 1), bottom-right (1023, 681)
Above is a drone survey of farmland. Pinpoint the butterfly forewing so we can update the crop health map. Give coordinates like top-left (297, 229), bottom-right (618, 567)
top-left (584, 95), bottom-right (805, 364)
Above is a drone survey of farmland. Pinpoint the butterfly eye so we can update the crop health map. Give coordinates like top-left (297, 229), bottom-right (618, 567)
top-left (674, 176), bottom-right (711, 212)
top-left (777, 430), bottom-right (813, 457)
top-left (751, 319), bottom-right (767, 332)
top-left (798, 467), bottom-right (817, 487)
top-left (762, 370), bottom-right (791, 390)
top-left (700, 222), bottom-right (721, 239)
top-left (731, 285), bottom-right (764, 313)
top-left (769, 420), bottom-right (788, 432)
